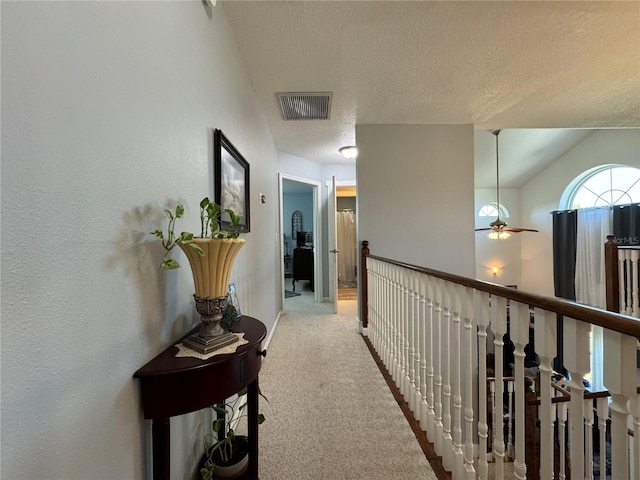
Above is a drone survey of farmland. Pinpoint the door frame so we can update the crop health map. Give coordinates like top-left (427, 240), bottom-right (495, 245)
top-left (279, 173), bottom-right (322, 308)
top-left (326, 179), bottom-right (357, 313)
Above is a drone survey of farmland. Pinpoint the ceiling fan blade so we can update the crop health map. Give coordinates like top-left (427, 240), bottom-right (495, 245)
top-left (503, 226), bottom-right (539, 233)
top-left (475, 228), bottom-right (494, 232)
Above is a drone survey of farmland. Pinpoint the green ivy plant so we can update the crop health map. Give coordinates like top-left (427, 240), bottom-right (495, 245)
top-left (150, 197), bottom-right (242, 270)
top-left (220, 304), bottom-right (238, 332)
top-left (200, 387), bottom-right (267, 480)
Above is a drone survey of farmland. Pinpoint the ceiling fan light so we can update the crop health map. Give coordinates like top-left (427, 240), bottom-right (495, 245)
top-left (487, 231), bottom-right (511, 240)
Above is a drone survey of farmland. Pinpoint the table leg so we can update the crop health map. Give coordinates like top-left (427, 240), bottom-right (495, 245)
top-left (247, 378), bottom-right (259, 480)
top-left (152, 417), bottom-right (170, 480)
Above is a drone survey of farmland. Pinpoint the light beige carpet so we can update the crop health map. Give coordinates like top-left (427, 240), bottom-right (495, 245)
top-left (253, 293), bottom-right (438, 480)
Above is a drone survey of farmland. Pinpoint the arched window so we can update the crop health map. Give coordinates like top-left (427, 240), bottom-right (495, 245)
top-left (478, 202), bottom-right (509, 218)
top-left (560, 165), bottom-right (640, 209)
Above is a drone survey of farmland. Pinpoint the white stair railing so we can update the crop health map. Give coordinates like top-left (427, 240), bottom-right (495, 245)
top-left (363, 245), bottom-right (640, 480)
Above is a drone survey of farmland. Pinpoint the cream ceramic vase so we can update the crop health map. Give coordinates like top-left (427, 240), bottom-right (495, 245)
top-left (178, 238), bottom-right (245, 354)
top-left (179, 238), bottom-right (245, 298)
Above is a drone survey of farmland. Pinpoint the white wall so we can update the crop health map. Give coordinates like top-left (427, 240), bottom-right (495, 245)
top-left (521, 129), bottom-right (640, 295)
top-left (357, 124), bottom-right (475, 277)
top-left (1, 2), bottom-right (280, 479)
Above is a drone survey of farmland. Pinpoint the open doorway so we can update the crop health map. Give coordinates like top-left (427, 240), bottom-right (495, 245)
top-left (279, 174), bottom-right (322, 307)
top-left (336, 186), bottom-right (357, 301)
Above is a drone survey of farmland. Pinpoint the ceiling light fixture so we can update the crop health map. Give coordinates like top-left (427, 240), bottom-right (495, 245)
top-left (339, 146), bottom-right (358, 159)
top-left (475, 130), bottom-right (538, 240)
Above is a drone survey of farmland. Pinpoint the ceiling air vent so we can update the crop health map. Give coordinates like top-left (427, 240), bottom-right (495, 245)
top-left (277, 92), bottom-right (332, 120)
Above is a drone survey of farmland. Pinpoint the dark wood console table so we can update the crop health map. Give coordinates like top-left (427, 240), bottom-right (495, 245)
top-left (134, 316), bottom-right (267, 480)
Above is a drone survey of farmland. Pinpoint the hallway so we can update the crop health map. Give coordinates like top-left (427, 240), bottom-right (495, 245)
top-left (255, 294), bottom-right (438, 479)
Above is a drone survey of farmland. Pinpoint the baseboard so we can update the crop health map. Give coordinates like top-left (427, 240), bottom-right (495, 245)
top-left (263, 310), bottom-right (282, 352)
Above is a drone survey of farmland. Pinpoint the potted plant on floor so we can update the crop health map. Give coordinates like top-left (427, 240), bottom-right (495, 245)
top-left (199, 388), bottom-right (267, 480)
top-left (151, 197), bottom-right (245, 353)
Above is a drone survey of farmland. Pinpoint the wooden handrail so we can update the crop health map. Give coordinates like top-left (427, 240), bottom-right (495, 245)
top-left (361, 242), bottom-right (640, 338)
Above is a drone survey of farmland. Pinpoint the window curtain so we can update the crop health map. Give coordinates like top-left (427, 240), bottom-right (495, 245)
top-left (553, 210), bottom-right (578, 300)
top-left (613, 203), bottom-right (640, 246)
top-left (552, 210), bottom-right (577, 373)
top-left (337, 211), bottom-right (357, 283)
top-left (552, 203), bottom-right (640, 382)
top-left (575, 207), bottom-right (612, 392)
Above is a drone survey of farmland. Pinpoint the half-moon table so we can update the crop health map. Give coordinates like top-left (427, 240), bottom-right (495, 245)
top-left (134, 316), bottom-right (267, 480)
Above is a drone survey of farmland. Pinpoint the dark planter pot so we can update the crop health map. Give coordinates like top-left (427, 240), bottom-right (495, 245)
top-left (199, 435), bottom-right (249, 480)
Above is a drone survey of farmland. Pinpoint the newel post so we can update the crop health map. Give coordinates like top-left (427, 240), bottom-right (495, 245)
top-left (605, 234), bottom-right (619, 312)
top-left (361, 240), bottom-right (370, 328)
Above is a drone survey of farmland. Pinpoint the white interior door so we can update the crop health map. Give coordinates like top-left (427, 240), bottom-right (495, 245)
top-left (328, 176), bottom-right (338, 313)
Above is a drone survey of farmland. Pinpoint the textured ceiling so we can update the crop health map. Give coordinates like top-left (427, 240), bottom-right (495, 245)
top-left (223, 1), bottom-right (640, 187)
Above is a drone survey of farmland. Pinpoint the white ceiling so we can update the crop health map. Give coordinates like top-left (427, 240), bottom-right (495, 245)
top-left (223, 1), bottom-right (640, 188)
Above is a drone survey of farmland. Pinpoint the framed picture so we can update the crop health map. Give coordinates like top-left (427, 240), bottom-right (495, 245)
top-left (214, 129), bottom-right (250, 232)
top-left (227, 283), bottom-right (241, 317)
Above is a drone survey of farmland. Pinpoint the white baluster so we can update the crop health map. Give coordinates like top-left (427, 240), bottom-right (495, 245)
top-left (510, 302), bottom-right (529, 480)
top-left (620, 251), bottom-right (628, 314)
top-left (441, 281), bottom-right (454, 471)
top-left (604, 329), bottom-right (637, 479)
top-left (425, 276), bottom-right (436, 441)
top-left (564, 316), bottom-right (590, 480)
top-left (584, 397), bottom-right (594, 480)
top-left (632, 390), bottom-right (640, 480)
top-left (507, 380), bottom-right (514, 459)
top-left (632, 250), bottom-right (640, 317)
top-left (534, 308), bottom-right (557, 480)
top-left (406, 271), bottom-right (416, 411)
top-left (559, 401), bottom-right (568, 480)
top-left (418, 273), bottom-right (429, 430)
top-left (404, 271), bottom-right (412, 403)
top-left (368, 259), bottom-right (378, 352)
top-left (412, 271), bottom-right (422, 418)
top-left (393, 265), bottom-right (402, 386)
top-left (384, 262), bottom-right (392, 371)
top-left (596, 397), bottom-right (609, 480)
top-left (433, 278), bottom-right (444, 456)
top-left (477, 291), bottom-right (490, 480)
top-left (491, 295), bottom-right (507, 480)
top-left (451, 284), bottom-right (464, 479)
top-left (462, 286), bottom-right (476, 480)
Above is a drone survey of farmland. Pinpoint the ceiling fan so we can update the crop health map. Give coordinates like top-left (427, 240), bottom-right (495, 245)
top-left (475, 129), bottom-right (538, 240)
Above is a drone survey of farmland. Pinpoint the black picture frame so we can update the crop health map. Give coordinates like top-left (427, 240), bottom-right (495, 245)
top-left (214, 129), bottom-right (250, 232)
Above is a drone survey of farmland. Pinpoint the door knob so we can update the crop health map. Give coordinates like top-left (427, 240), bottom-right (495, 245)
top-left (330, 249), bottom-right (341, 253)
